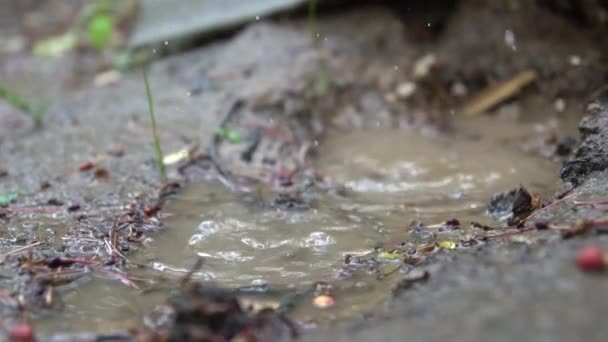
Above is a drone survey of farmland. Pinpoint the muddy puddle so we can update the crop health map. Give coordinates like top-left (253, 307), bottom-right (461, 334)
top-left (32, 112), bottom-right (571, 334)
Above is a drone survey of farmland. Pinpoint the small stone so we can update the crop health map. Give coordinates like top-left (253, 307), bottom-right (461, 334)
top-left (395, 81), bottom-right (417, 99)
top-left (445, 218), bottom-right (460, 227)
top-left (313, 294), bottom-right (335, 309)
top-left (450, 81), bottom-right (467, 97)
top-left (569, 55), bottom-right (581, 66)
top-left (67, 203), bottom-right (81, 212)
top-left (413, 53), bottom-right (436, 79)
top-left (576, 246), bottom-right (605, 272)
top-left (94, 70), bottom-right (122, 87)
top-left (384, 92), bottom-right (397, 103)
top-left (554, 98), bottom-right (566, 112)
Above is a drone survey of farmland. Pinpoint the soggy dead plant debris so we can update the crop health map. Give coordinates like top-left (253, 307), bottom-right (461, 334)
top-left (488, 186), bottom-right (543, 226)
top-left (139, 283), bottom-right (297, 342)
top-left (392, 270), bottom-right (430, 296)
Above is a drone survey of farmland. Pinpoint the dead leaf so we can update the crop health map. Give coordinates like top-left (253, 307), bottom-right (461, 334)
top-left (94, 167), bottom-right (109, 180)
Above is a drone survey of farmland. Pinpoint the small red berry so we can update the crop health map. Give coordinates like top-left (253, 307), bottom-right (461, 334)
top-left (576, 246), bottom-right (606, 272)
top-left (9, 323), bottom-right (34, 342)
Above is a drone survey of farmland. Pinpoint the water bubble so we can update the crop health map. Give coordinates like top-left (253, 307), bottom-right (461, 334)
top-left (569, 55), bottom-right (581, 66)
top-left (251, 278), bottom-right (266, 286)
top-left (255, 16), bottom-right (260, 20)
top-left (189, 220), bottom-right (220, 245)
top-left (504, 29), bottom-right (516, 51)
top-left (554, 98), bottom-right (566, 112)
top-left (164, 41), bottom-right (168, 45)
top-left (303, 232), bottom-right (335, 248)
top-left (152, 262), bottom-right (167, 271)
top-left (188, 234), bottom-right (204, 245)
top-left (241, 237), bottom-right (266, 249)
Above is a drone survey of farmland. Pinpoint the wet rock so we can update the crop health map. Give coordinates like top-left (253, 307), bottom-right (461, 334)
top-left (129, 0), bottom-right (308, 47)
top-left (553, 135), bottom-right (577, 158)
top-left (561, 88), bottom-right (608, 186)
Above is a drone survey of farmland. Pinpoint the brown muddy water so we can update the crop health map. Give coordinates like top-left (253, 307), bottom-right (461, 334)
top-left (35, 115), bottom-right (570, 334)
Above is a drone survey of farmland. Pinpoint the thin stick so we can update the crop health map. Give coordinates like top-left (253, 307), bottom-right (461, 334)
top-left (143, 68), bottom-right (167, 182)
top-left (485, 227), bottom-right (535, 239)
top-left (180, 257), bottom-right (205, 287)
top-left (96, 269), bottom-right (140, 289)
top-left (574, 199), bottom-right (608, 206)
top-left (0, 290), bottom-right (18, 306)
top-left (0, 242), bottom-right (41, 263)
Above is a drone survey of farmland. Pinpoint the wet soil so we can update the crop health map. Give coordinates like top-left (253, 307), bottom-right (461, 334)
top-left (1, 2), bottom-right (608, 341)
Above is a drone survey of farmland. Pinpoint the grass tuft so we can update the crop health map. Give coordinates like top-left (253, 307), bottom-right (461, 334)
top-left (0, 81), bottom-right (44, 127)
top-left (143, 68), bottom-right (167, 182)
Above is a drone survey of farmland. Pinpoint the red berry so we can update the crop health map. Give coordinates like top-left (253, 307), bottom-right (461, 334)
top-left (576, 246), bottom-right (606, 272)
top-left (9, 323), bottom-right (34, 342)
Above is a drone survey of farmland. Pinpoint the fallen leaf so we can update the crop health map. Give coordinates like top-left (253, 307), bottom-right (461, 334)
top-left (107, 144), bottom-right (125, 157)
top-left (378, 251), bottom-right (402, 260)
top-left (78, 161), bottom-right (95, 172)
top-left (94, 167), bottom-right (109, 180)
top-left (33, 32), bottom-right (77, 57)
top-left (438, 241), bottom-right (456, 250)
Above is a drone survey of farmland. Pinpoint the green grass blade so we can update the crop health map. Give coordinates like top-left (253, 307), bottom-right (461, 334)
top-left (0, 81), bottom-right (44, 127)
top-left (143, 68), bottom-right (167, 182)
top-left (308, 0), bottom-right (330, 96)
top-left (308, 0), bottom-right (320, 48)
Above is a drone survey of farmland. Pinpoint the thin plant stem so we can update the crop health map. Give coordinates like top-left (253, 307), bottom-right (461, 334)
top-left (308, 0), bottom-right (330, 95)
top-left (308, 0), bottom-right (320, 48)
top-left (143, 68), bottom-right (166, 182)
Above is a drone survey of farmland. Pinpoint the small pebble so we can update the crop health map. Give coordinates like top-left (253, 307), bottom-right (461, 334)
top-left (395, 81), bottom-right (416, 99)
top-left (313, 294), bottom-right (335, 309)
top-left (576, 246), bottom-right (605, 272)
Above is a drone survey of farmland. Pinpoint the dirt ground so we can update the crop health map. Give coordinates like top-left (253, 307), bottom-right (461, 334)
top-left (1, 1), bottom-right (608, 341)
